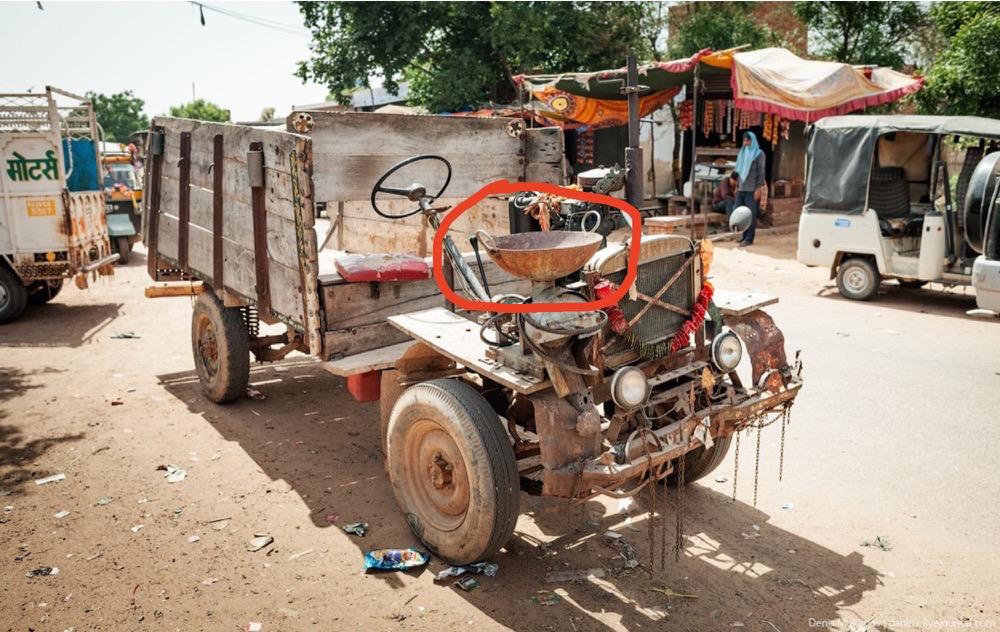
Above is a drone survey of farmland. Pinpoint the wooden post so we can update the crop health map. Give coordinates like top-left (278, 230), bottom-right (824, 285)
top-left (177, 131), bottom-right (192, 270)
top-left (212, 134), bottom-right (224, 295)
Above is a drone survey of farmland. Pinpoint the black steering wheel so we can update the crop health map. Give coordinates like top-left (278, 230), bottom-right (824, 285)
top-left (370, 154), bottom-right (452, 219)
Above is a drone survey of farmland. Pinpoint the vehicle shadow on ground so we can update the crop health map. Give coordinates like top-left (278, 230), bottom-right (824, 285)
top-left (816, 282), bottom-right (993, 323)
top-left (158, 359), bottom-right (885, 632)
top-left (0, 366), bottom-right (83, 492)
top-left (0, 302), bottom-right (124, 347)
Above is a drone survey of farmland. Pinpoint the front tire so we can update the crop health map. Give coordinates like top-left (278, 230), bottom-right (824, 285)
top-left (0, 267), bottom-right (28, 324)
top-left (668, 435), bottom-right (732, 486)
top-left (191, 293), bottom-right (250, 403)
top-left (386, 379), bottom-right (519, 565)
top-left (836, 257), bottom-right (880, 301)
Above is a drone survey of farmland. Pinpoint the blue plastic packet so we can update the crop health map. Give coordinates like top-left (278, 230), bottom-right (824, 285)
top-left (364, 548), bottom-right (430, 572)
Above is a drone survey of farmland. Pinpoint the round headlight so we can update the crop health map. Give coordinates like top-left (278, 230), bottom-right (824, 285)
top-left (611, 366), bottom-right (650, 410)
top-left (711, 331), bottom-right (743, 371)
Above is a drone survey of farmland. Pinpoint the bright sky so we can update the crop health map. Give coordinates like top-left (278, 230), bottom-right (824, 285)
top-left (0, 1), bottom-right (329, 122)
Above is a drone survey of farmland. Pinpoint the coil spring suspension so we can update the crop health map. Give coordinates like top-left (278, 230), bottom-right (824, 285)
top-left (241, 306), bottom-right (260, 339)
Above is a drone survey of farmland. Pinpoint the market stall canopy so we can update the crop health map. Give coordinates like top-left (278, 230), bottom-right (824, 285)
top-left (805, 115), bottom-right (1000, 215)
top-left (515, 47), bottom-right (922, 128)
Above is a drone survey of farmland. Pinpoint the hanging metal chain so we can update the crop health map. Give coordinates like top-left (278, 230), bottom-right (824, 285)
top-left (753, 416), bottom-right (762, 507)
top-left (732, 430), bottom-right (741, 501)
top-left (779, 405), bottom-right (788, 482)
top-left (675, 452), bottom-right (686, 562)
top-left (648, 457), bottom-right (657, 571)
top-left (660, 466), bottom-right (669, 572)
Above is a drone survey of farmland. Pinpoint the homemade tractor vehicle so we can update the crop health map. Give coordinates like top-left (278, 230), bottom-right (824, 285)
top-left (798, 115), bottom-right (1000, 311)
top-left (0, 87), bottom-right (118, 324)
top-left (144, 114), bottom-right (802, 566)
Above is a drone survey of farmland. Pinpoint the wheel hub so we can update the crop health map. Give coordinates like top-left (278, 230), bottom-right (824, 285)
top-left (402, 419), bottom-right (470, 532)
top-left (845, 268), bottom-right (868, 293)
top-left (0, 284), bottom-right (8, 309)
top-left (195, 315), bottom-right (220, 377)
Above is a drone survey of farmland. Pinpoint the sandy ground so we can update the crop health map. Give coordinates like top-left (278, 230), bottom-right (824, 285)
top-left (1, 233), bottom-right (999, 632)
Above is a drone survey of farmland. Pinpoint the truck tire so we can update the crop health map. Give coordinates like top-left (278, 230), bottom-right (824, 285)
top-left (27, 279), bottom-right (63, 305)
top-left (386, 378), bottom-right (519, 565)
top-left (836, 257), bottom-right (880, 301)
top-left (115, 236), bottom-right (131, 265)
top-left (669, 435), bottom-right (732, 486)
top-left (190, 293), bottom-right (250, 403)
top-left (0, 267), bottom-right (28, 324)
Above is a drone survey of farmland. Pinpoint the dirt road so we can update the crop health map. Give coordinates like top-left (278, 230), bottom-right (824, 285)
top-left (2, 234), bottom-right (998, 631)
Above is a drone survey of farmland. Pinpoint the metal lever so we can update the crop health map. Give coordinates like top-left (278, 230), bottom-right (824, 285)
top-left (469, 235), bottom-right (492, 298)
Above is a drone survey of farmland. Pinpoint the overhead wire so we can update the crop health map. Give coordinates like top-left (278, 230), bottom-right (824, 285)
top-left (188, 2), bottom-right (309, 36)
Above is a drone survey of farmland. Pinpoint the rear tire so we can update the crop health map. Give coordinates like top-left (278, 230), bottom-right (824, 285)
top-left (668, 435), bottom-right (732, 486)
top-left (27, 279), bottom-right (63, 305)
top-left (115, 236), bottom-right (131, 265)
top-left (0, 267), bottom-right (28, 324)
top-left (386, 379), bottom-right (519, 565)
top-left (191, 293), bottom-right (250, 403)
top-left (836, 257), bottom-right (880, 301)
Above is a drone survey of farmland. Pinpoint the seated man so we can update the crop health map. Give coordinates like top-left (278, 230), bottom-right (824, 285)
top-left (713, 171), bottom-right (738, 217)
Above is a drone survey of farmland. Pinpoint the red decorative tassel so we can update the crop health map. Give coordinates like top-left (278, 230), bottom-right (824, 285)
top-left (594, 279), bottom-right (628, 334)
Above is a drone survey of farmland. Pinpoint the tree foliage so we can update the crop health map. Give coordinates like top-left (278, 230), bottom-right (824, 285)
top-left (793, 1), bottom-right (926, 67)
top-left (917, 2), bottom-right (1000, 118)
top-left (87, 91), bottom-right (149, 142)
top-left (168, 99), bottom-right (231, 122)
top-left (296, 1), bottom-right (653, 112)
top-left (667, 3), bottom-right (773, 59)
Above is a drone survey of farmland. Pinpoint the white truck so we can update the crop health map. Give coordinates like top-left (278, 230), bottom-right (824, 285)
top-left (0, 87), bottom-right (117, 323)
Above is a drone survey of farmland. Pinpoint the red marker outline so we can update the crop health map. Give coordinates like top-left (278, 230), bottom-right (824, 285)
top-left (432, 180), bottom-right (641, 313)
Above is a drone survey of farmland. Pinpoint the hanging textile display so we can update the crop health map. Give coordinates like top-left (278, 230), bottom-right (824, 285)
top-left (522, 85), bottom-right (680, 128)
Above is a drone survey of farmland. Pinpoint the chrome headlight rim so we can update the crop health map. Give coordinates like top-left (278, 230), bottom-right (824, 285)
top-left (610, 366), bottom-right (650, 410)
top-left (710, 330), bottom-right (743, 372)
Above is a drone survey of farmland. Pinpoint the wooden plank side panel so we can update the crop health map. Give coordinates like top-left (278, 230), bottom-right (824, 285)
top-left (292, 111), bottom-right (564, 203)
top-left (323, 270), bottom-right (530, 330)
top-left (158, 214), bottom-right (306, 324)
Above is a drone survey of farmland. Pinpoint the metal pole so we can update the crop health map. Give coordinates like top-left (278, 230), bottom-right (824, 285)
top-left (689, 64), bottom-right (699, 239)
top-left (624, 55), bottom-right (644, 208)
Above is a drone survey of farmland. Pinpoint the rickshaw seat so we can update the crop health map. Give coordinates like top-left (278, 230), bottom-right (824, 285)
top-left (879, 215), bottom-right (924, 238)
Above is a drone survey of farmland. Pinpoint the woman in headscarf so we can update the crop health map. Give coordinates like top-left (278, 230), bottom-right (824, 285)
top-left (733, 131), bottom-right (766, 246)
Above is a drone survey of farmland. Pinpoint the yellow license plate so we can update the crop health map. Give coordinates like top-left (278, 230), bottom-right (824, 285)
top-left (26, 198), bottom-right (57, 217)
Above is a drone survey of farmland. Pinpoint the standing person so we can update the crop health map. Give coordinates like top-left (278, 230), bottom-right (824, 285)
top-left (733, 131), bottom-right (766, 246)
top-left (712, 171), bottom-right (739, 217)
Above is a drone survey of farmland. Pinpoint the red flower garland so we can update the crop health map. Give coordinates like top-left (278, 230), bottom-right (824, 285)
top-left (670, 281), bottom-right (714, 352)
top-left (594, 279), bottom-right (628, 334)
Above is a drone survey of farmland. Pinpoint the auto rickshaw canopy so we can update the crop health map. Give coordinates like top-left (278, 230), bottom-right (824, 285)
top-left (804, 115), bottom-right (1000, 215)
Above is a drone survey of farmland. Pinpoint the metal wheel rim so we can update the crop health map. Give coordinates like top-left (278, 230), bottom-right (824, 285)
top-left (0, 283), bottom-right (8, 310)
top-left (401, 417), bottom-right (470, 533)
top-left (195, 313), bottom-right (220, 378)
top-left (844, 266), bottom-right (870, 294)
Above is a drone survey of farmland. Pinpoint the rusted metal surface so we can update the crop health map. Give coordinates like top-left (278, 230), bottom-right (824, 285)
top-left (531, 391), bottom-right (602, 497)
top-left (212, 134), bottom-right (224, 293)
top-left (145, 127), bottom-right (164, 280)
top-left (177, 131), bottom-right (191, 270)
top-left (248, 141), bottom-right (271, 319)
top-left (727, 309), bottom-right (790, 390)
top-left (579, 382), bottom-right (801, 487)
top-left (477, 230), bottom-right (602, 281)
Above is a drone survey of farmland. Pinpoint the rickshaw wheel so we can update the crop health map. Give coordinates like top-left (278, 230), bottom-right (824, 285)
top-left (386, 378), bottom-right (519, 565)
top-left (190, 293), bottom-right (250, 404)
top-left (836, 257), bottom-right (880, 301)
top-left (114, 236), bottom-right (132, 265)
